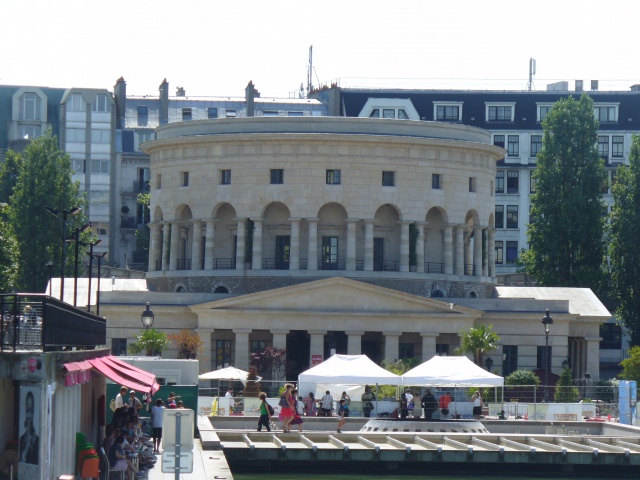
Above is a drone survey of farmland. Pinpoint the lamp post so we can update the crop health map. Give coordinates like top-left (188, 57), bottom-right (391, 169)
top-left (86, 239), bottom-right (102, 312)
top-left (71, 224), bottom-right (90, 307)
top-left (46, 261), bottom-right (54, 296)
top-left (92, 252), bottom-right (107, 316)
top-left (541, 309), bottom-right (554, 402)
top-left (44, 206), bottom-right (81, 302)
top-left (141, 302), bottom-right (155, 329)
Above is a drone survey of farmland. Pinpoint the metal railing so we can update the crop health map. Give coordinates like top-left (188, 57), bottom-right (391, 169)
top-left (1, 294), bottom-right (106, 352)
top-left (424, 262), bottom-right (444, 273)
top-left (176, 258), bottom-right (192, 270)
top-left (261, 258), bottom-right (290, 270)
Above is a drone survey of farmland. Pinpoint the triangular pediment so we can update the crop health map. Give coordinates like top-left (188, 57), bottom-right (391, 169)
top-left (190, 277), bottom-right (479, 317)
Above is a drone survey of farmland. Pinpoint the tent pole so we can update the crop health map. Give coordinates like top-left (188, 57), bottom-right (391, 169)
top-left (376, 383), bottom-right (379, 418)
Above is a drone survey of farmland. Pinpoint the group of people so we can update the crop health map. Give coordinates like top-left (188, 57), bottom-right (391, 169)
top-left (394, 389), bottom-right (483, 420)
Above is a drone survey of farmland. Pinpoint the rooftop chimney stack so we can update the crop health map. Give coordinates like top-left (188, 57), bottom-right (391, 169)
top-left (159, 79), bottom-right (169, 126)
top-left (591, 80), bottom-right (599, 91)
top-left (575, 80), bottom-right (583, 92)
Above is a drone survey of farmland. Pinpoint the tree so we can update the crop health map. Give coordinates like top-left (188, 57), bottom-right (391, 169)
top-left (456, 324), bottom-right (500, 366)
top-left (554, 366), bottom-right (579, 403)
top-left (129, 328), bottom-right (169, 356)
top-left (0, 204), bottom-right (18, 292)
top-left (5, 134), bottom-right (87, 292)
top-left (609, 135), bottom-right (640, 346)
top-left (522, 94), bottom-right (607, 293)
top-left (167, 329), bottom-right (204, 359)
top-left (250, 347), bottom-right (286, 381)
top-left (619, 346), bottom-right (640, 382)
top-left (378, 358), bottom-right (419, 399)
top-left (0, 150), bottom-right (22, 205)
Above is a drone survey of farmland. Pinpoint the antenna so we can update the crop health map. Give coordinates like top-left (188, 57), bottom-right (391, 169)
top-left (526, 58), bottom-right (536, 91)
top-left (307, 45), bottom-right (313, 94)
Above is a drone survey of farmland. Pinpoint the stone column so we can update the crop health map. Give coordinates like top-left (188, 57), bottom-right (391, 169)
top-left (487, 228), bottom-right (496, 278)
top-left (421, 333), bottom-right (438, 362)
top-left (345, 219), bottom-right (357, 271)
top-left (149, 222), bottom-right (161, 272)
top-left (252, 218), bottom-right (262, 271)
top-left (195, 328), bottom-right (213, 374)
top-left (235, 218), bottom-right (246, 270)
top-left (384, 332), bottom-right (401, 361)
top-left (169, 221), bottom-right (180, 271)
top-left (364, 220), bottom-right (375, 271)
top-left (204, 220), bottom-right (215, 270)
top-left (585, 336), bottom-right (600, 382)
top-left (307, 218), bottom-right (318, 271)
top-left (473, 226), bottom-right (483, 277)
top-left (233, 329), bottom-right (251, 370)
top-left (161, 222), bottom-right (169, 271)
top-left (454, 225), bottom-right (464, 276)
top-left (309, 330), bottom-right (327, 365)
top-left (192, 220), bottom-right (203, 270)
top-left (346, 331), bottom-right (364, 355)
top-left (271, 330), bottom-right (289, 350)
top-left (399, 221), bottom-right (410, 272)
top-left (416, 222), bottom-right (427, 273)
top-left (290, 218), bottom-right (300, 270)
top-left (482, 228), bottom-right (488, 277)
top-left (443, 224), bottom-right (454, 275)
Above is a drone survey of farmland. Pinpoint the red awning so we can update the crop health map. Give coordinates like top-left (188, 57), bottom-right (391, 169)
top-left (88, 356), bottom-right (159, 395)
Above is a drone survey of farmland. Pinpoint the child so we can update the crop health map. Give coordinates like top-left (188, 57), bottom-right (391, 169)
top-left (337, 399), bottom-right (347, 433)
top-left (257, 392), bottom-right (271, 432)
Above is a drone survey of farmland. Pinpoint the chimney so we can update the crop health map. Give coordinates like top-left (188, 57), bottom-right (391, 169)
top-left (176, 86), bottom-right (185, 97)
top-left (631, 84), bottom-right (640, 92)
top-left (159, 79), bottom-right (169, 126)
top-left (113, 77), bottom-right (127, 129)
top-left (245, 81), bottom-right (257, 117)
top-left (591, 80), bottom-right (599, 91)
top-left (575, 80), bottom-right (583, 92)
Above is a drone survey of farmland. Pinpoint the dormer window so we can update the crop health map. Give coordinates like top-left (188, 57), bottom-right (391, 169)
top-left (486, 103), bottom-right (515, 122)
top-left (359, 98), bottom-right (419, 120)
top-left (594, 104), bottom-right (619, 123)
top-left (434, 102), bottom-right (463, 122)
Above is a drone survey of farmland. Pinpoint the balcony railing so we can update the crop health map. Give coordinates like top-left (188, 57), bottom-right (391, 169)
top-left (425, 262), bottom-right (444, 274)
top-left (176, 258), bottom-right (192, 270)
top-left (261, 258), bottom-right (290, 270)
top-left (1, 294), bottom-right (106, 352)
top-left (213, 258), bottom-right (235, 269)
top-left (319, 259), bottom-right (346, 270)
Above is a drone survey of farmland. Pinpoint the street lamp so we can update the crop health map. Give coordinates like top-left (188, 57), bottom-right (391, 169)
top-left (141, 302), bottom-right (155, 329)
top-left (46, 261), bottom-right (54, 296)
top-left (86, 239), bottom-right (102, 312)
top-left (91, 252), bottom-right (107, 316)
top-left (44, 206), bottom-right (81, 302)
top-left (70, 224), bottom-right (90, 307)
top-left (541, 309), bottom-right (554, 402)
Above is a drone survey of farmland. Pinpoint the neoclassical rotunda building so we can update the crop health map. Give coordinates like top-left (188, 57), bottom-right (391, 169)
top-left (99, 116), bottom-right (608, 380)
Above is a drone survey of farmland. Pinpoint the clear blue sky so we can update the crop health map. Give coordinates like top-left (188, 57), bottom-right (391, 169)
top-left (2, 0), bottom-right (639, 97)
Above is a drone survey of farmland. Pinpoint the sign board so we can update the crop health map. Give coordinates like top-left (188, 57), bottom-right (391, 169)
top-left (162, 409), bottom-right (195, 451)
top-left (161, 451), bottom-right (193, 474)
top-left (311, 354), bottom-right (323, 367)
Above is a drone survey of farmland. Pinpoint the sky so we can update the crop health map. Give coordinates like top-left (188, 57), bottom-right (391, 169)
top-left (2, 0), bottom-right (640, 98)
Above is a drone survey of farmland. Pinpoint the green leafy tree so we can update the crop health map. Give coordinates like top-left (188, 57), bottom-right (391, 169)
top-left (135, 193), bottom-right (150, 268)
top-left (522, 94), bottom-right (607, 293)
top-left (378, 358), bottom-right (419, 399)
top-left (456, 324), bottom-right (500, 366)
top-left (6, 134), bottom-right (87, 292)
top-left (0, 204), bottom-right (18, 292)
top-left (610, 135), bottom-right (640, 346)
top-left (619, 345), bottom-right (640, 382)
top-left (504, 369), bottom-right (540, 403)
top-left (129, 328), bottom-right (169, 356)
top-left (554, 366), bottom-right (579, 402)
top-left (0, 150), bottom-right (22, 204)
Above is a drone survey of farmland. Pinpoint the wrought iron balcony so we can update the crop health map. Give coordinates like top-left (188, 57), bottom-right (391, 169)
top-left (1, 294), bottom-right (106, 352)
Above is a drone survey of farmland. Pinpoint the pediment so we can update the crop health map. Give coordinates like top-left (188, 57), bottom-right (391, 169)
top-left (190, 277), bottom-right (478, 317)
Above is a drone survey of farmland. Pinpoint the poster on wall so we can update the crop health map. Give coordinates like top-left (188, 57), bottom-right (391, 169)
top-left (311, 355), bottom-right (323, 367)
top-left (19, 385), bottom-right (40, 465)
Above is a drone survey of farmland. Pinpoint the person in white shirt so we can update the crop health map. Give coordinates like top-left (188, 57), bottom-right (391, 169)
top-left (225, 387), bottom-right (235, 410)
top-left (320, 391), bottom-right (333, 417)
top-left (114, 386), bottom-right (128, 410)
top-left (404, 390), bottom-right (414, 417)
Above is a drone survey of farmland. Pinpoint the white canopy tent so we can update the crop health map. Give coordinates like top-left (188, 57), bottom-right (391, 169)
top-left (198, 366), bottom-right (261, 384)
top-left (401, 356), bottom-right (504, 387)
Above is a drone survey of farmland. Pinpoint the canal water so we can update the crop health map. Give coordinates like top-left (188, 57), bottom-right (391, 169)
top-left (236, 474), bottom-right (620, 480)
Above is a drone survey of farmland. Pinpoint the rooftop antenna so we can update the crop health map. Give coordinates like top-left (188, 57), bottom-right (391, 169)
top-left (527, 58), bottom-right (536, 91)
top-left (307, 45), bottom-right (313, 94)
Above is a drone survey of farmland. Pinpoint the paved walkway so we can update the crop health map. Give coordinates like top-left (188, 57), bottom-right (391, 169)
top-left (147, 440), bottom-right (233, 480)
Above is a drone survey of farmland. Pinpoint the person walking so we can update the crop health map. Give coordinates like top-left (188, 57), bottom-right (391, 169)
top-left (340, 391), bottom-right (351, 417)
top-left (257, 392), bottom-right (272, 432)
top-left (289, 389), bottom-right (304, 432)
top-left (439, 391), bottom-right (452, 419)
top-left (421, 389), bottom-right (437, 420)
top-left (472, 391), bottom-right (483, 419)
top-left (150, 399), bottom-right (165, 454)
top-left (319, 390), bottom-right (333, 417)
top-left (337, 399), bottom-right (347, 433)
top-left (303, 392), bottom-right (317, 417)
top-left (361, 386), bottom-right (376, 418)
top-left (399, 393), bottom-right (408, 419)
top-left (279, 383), bottom-right (295, 432)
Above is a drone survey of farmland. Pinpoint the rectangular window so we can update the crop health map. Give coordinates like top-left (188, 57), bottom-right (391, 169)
top-left (383, 108), bottom-right (395, 119)
top-left (493, 135), bottom-right (505, 148)
top-left (382, 171), bottom-right (395, 186)
top-left (90, 159), bottom-right (109, 174)
top-left (469, 177), bottom-right (476, 193)
top-left (326, 169), bottom-right (341, 185)
top-left (506, 205), bottom-right (518, 228)
top-left (537, 345), bottom-right (552, 372)
top-left (93, 222), bottom-right (109, 236)
top-left (72, 159), bottom-right (85, 174)
top-left (270, 169), bottom-right (284, 184)
top-left (594, 105), bottom-right (618, 123)
top-left (599, 323), bottom-right (622, 349)
top-left (68, 93), bottom-right (86, 112)
top-left (530, 135), bottom-right (542, 157)
top-left (612, 136), bottom-right (624, 159)
top-left (262, 110), bottom-right (279, 117)
top-left (215, 339), bottom-right (233, 369)
top-left (18, 124), bottom-right (41, 140)
top-left (156, 174), bottom-right (162, 189)
top-left (530, 175), bottom-right (538, 194)
top-left (112, 338), bottom-right (127, 356)
top-left (436, 105), bottom-right (460, 121)
top-left (369, 109), bottom-right (380, 118)
top-left (399, 343), bottom-right (415, 359)
top-left (182, 107), bottom-right (192, 121)
top-left (432, 174), bottom-right (441, 189)
top-left (529, 205), bottom-right (533, 225)
top-left (20, 92), bottom-right (41, 121)
top-left (598, 136), bottom-right (609, 161)
top-left (488, 105), bottom-right (513, 121)
top-left (92, 94), bottom-right (110, 112)
top-left (538, 105), bottom-right (552, 122)
top-left (495, 240), bottom-right (503, 264)
top-left (137, 105), bottom-right (149, 127)
top-left (250, 340), bottom-right (267, 354)
top-left (67, 128), bottom-right (86, 143)
top-left (322, 236), bottom-right (339, 268)
top-left (507, 171), bottom-right (519, 194)
top-left (221, 169), bottom-right (231, 185)
top-left (207, 107), bottom-right (218, 119)
top-left (507, 135), bottom-right (519, 157)
top-left (181, 171), bottom-right (189, 187)
top-left (288, 111), bottom-right (304, 117)
top-left (90, 191), bottom-right (110, 205)
top-left (495, 206), bottom-right (504, 229)
top-left (138, 132), bottom-right (152, 150)
top-left (503, 345), bottom-right (518, 376)
top-left (506, 241), bottom-right (518, 264)
top-left (91, 129), bottom-right (110, 144)
top-left (226, 109), bottom-right (236, 118)
top-left (495, 171), bottom-right (505, 194)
